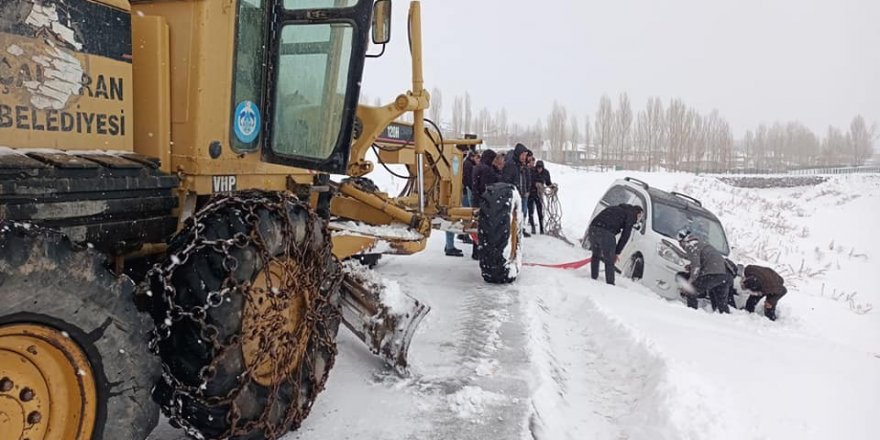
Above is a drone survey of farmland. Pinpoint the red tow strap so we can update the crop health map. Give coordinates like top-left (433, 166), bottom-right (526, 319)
top-left (523, 258), bottom-right (592, 269)
top-left (470, 233), bottom-right (592, 270)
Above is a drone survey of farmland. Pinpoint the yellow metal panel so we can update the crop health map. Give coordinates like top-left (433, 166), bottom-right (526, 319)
top-left (0, 0), bottom-right (135, 150)
top-left (132, 15), bottom-right (172, 172)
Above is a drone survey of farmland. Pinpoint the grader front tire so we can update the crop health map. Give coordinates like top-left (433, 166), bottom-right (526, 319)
top-left (146, 192), bottom-right (343, 440)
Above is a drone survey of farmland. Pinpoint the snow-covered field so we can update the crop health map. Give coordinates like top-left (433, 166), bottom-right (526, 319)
top-left (151, 165), bottom-right (880, 440)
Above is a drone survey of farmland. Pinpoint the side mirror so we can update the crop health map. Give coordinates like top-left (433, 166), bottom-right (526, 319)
top-left (372, 0), bottom-right (391, 45)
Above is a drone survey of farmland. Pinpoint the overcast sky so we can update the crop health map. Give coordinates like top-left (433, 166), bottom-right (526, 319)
top-left (360, 0), bottom-right (880, 138)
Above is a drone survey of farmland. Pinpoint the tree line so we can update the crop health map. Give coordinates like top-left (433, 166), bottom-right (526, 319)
top-left (361, 89), bottom-right (878, 172)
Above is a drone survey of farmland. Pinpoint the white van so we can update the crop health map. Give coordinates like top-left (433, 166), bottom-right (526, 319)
top-left (581, 177), bottom-right (731, 300)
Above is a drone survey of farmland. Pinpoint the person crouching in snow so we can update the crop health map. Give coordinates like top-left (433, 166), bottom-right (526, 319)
top-left (677, 229), bottom-right (733, 314)
top-left (739, 265), bottom-right (787, 321)
top-left (677, 259), bottom-right (738, 311)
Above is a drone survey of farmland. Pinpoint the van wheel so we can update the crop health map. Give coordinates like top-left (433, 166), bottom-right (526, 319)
top-left (629, 255), bottom-right (645, 281)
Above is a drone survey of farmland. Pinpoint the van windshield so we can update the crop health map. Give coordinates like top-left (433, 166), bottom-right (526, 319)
top-left (652, 201), bottom-right (729, 254)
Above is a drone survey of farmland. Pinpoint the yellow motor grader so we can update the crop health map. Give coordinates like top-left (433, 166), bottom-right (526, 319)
top-left (0, 1), bottom-right (523, 439)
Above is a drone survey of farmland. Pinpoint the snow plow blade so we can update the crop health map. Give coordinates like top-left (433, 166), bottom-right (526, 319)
top-left (339, 271), bottom-right (430, 373)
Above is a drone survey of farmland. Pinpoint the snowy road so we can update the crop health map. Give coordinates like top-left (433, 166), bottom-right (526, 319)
top-left (149, 171), bottom-right (880, 440)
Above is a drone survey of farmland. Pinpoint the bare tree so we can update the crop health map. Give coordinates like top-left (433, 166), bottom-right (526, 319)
top-left (464, 92), bottom-right (472, 134)
top-left (429, 87), bottom-right (443, 126)
top-left (665, 98), bottom-right (687, 170)
top-left (634, 110), bottom-right (649, 170)
top-left (822, 126), bottom-right (847, 166)
top-left (451, 96), bottom-right (463, 136)
top-left (644, 97), bottom-right (664, 171)
top-left (583, 115), bottom-right (592, 161)
top-left (849, 115), bottom-right (872, 166)
top-left (615, 93), bottom-right (633, 163)
top-left (569, 113), bottom-right (580, 162)
top-left (595, 95), bottom-right (615, 166)
top-left (546, 102), bottom-right (567, 163)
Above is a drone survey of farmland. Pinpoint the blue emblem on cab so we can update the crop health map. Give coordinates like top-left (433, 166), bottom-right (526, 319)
top-left (234, 100), bottom-right (260, 143)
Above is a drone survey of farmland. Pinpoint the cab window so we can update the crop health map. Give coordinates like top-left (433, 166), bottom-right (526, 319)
top-left (270, 23), bottom-right (354, 161)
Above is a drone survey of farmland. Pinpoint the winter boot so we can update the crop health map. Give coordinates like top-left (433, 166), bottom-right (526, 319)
top-left (764, 306), bottom-right (777, 321)
top-left (445, 247), bottom-right (464, 257)
top-left (540, 225), bottom-right (545, 234)
top-left (744, 296), bottom-right (761, 313)
top-left (530, 225), bottom-right (536, 235)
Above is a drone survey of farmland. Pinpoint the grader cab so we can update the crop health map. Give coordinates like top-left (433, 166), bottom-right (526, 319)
top-left (0, 1), bottom-right (523, 439)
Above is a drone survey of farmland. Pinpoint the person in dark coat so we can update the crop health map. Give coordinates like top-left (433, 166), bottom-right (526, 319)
top-left (740, 265), bottom-right (787, 321)
top-left (527, 160), bottom-right (552, 234)
top-left (457, 151), bottom-right (479, 244)
top-left (462, 150), bottom-right (477, 207)
top-left (472, 149), bottom-right (500, 197)
top-left (587, 203), bottom-right (644, 285)
top-left (678, 230), bottom-right (733, 313)
top-left (500, 143), bottom-right (532, 235)
top-left (677, 258), bottom-right (738, 311)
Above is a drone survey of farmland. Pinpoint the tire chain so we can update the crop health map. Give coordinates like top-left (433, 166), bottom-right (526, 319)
top-left (538, 183), bottom-right (575, 245)
top-left (142, 190), bottom-right (343, 439)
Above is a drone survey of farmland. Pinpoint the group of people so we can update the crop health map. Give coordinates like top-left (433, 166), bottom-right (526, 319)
top-left (675, 230), bottom-right (787, 321)
top-left (586, 203), bottom-right (786, 321)
top-left (447, 143), bottom-right (554, 257)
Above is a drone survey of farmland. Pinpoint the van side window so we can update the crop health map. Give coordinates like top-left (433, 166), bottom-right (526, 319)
top-left (601, 186), bottom-right (629, 206)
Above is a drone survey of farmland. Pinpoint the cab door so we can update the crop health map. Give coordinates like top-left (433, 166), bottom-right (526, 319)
top-left (230, 0), bottom-right (376, 174)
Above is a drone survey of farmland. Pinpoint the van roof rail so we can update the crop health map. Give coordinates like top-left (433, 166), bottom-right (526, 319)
top-left (671, 191), bottom-right (702, 207)
top-left (624, 177), bottom-right (649, 189)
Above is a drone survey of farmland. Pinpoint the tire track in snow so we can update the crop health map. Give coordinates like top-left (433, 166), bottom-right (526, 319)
top-left (522, 239), bottom-right (682, 440)
top-left (407, 281), bottom-right (532, 440)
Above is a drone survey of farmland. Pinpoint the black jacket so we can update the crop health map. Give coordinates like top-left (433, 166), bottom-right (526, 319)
top-left (588, 204), bottom-right (641, 254)
top-left (529, 163), bottom-right (552, 195)
top-left (472, 150), bottom-right (500, 196)
top-left (462, 155), bottom-right (475, 190)
top-left (501, 143), bottom-right (530, 197)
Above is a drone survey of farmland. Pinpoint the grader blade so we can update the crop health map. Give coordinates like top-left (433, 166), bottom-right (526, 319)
top-left (339, 269), bottom-right (430, 373)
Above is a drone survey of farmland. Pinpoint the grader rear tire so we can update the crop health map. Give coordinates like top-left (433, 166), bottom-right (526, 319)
top-left (477, 183), bottom-right (523, 284)
top-left (146, 192), bottom-right (342, 440)
top-left (0, 222), bottom-right (160, 440)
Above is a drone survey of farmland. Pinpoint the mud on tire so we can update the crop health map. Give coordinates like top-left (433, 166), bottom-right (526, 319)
top-left (145, 191), bottom-right (343, 440)
top-left (477, 183), bottom-right (523, 284)
top-left (0, 221), bottom-right (160, 440)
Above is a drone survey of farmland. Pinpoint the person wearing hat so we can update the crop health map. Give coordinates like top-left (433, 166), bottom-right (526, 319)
top-left (527, 159), bottom-right (553, 235)
top-left (677, 229), bottom-right (734, 314)
top-left (500, 143), bottom-right (533, 237)
top-left (740, 264), bottom-right (787, 321)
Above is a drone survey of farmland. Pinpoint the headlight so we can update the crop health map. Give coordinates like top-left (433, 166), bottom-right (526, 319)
top-left (657, 242), bottom-right (688, 267)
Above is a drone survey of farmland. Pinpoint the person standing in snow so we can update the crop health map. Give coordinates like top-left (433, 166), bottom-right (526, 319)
top-left (587, 204), bottom-right (644, 285)
top-left (739, 264), bottom-right (787, 321)
top-left (458, 150), bottom-right (479, 244)
top-left (528, 160), bottom-right (552, 235)
top-left (678, 229), bottom-right (733, 314)
top-left (500, 143), bottom-right (532, 237)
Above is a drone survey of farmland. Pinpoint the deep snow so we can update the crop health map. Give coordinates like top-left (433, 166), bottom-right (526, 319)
top-left (149, 164), bottom-right (880, 440)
